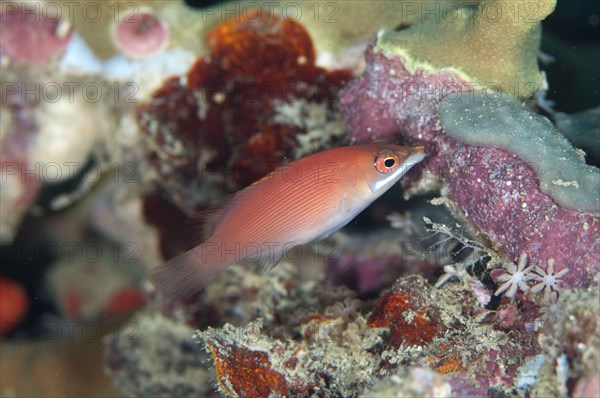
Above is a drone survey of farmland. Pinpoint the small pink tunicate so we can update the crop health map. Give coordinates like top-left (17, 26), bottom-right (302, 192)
top-left (469, 280), bottom-right (491, 306)
top-left (0, 4), bottom-right (73, 64)
top-left (113, 11), bottom-right (169, 59)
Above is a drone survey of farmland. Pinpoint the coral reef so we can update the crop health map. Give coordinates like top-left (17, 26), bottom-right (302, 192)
top-left (105, 313), bottom-right (215, 397)
top-left (362, 367), bottom-right (452, 397)
top-left (2, 0), bottom-right (598, 397)
top-left (202, 316), bottom-right (382, 397)
top-left (0, 2), bottom-right (73, 64)
top-left (372, 0), bottom-right (556, 98)
top-left (109, 257), bottom-right (596, 397)
top-left (340, 0), bottom-right (599, 289)
top-left (1, 29), bottom-right (130, 243)
top-left (439, 91), bottom-right (599, 212)
top-left (526, 283), bottom-right (600, 397)
top-left (46, 242), bottom-right (146, 320)
top-left (366, 276), bottom-right (541, 396)
top-left (137, 9), bottom-right (351, 213)
top-left (111, 10), bottom-right (169, 59)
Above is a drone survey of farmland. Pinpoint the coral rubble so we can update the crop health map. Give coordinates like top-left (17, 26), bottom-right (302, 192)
top-left (112, 260), bottom-right (587, 397)
top-left (105, 313), bottom-right (214, 398)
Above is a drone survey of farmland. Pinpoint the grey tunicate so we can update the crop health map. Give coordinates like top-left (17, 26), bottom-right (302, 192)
top-left (439, 90), bottom-right (600, 213)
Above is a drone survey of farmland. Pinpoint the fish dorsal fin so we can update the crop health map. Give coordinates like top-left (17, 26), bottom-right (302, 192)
top-left (185, 168), bottom-right (281, 246)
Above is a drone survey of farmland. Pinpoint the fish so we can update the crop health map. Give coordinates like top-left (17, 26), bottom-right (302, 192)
top-left (150, 143), bottom-right (425, 299)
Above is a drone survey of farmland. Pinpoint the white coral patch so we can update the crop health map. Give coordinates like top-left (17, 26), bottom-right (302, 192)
top-left (31, 95), bottom-right (111, 183)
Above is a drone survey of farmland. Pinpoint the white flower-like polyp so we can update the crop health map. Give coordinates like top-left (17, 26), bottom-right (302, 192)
top-left (530, 258), bottom-right (568, 302)
top-left (494, 253), bottom-right (535, 298)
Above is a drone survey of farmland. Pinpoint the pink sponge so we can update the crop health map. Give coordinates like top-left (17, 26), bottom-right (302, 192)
top-left (340, 49), bottom-right (599, 289)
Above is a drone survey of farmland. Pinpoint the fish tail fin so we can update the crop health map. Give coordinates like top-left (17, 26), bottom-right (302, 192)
top-left (149, 247), bottom-right (227, 300)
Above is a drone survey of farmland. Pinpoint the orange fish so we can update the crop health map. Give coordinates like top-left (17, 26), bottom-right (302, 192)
top-left (151, 144), bottom-right (425, 298)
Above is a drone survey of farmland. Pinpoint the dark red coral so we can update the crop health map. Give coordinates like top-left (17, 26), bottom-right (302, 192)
top-left (367, 291), bottom-right (410, 328)
top-left (206, 340), bottom-right (289, 397)
top-left (138, 10), bottom-right (351, 214)
top-left (0, 277), bottom-right (29, 336)
top-left (390, 305), bottom-right (440, 346)
top-left (368, 277), bottom-right (443, 348)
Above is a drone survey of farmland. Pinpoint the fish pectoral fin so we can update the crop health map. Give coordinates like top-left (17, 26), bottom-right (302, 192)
top-left (340, 194), bottom-right (361, 214)
top-left (243, 249), bottom-right (286, 274)
top-left (184, 207), bottom-right (223, 248)
top-left (259, 253), bottom-right (285, 273)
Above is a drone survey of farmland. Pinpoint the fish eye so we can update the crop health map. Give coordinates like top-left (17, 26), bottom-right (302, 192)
top-left (375, 153), bottom-right (399, 174)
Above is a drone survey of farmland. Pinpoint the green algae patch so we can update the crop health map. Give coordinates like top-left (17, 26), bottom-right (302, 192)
top-left (439, 91), bottom-right (600, 213)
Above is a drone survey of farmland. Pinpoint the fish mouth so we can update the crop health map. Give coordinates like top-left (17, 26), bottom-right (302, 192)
top-left (399, 147), bottom-right (426, 176)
